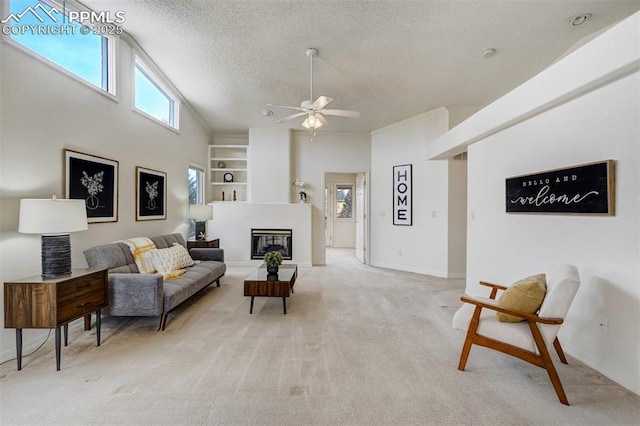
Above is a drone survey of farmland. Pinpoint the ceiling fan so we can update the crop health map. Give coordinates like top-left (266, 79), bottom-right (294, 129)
top-left (268, 48), bottom-right (360, 131)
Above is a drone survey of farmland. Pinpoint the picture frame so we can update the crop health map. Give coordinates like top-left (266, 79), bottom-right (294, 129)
top-left (136, 166), bottom-right (167, 221)
top-left (393, 164), bottom-right (412, 226)
top-left (64, 149), bottom-right (119, 223)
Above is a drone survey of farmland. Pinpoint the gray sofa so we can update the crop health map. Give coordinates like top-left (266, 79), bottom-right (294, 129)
top-left (84, 233), bottom-right (225, 330)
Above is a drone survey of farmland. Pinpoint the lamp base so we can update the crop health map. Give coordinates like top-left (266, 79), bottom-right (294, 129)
top-left (195, 221), bottom-right (206, 240)
top-left (41, 234), bottom-right (71, 277)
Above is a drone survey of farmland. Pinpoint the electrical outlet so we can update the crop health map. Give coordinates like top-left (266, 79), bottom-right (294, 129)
top-left (398, 249), bottom-right (402, 256)
top-left (598, 316), bottom-right (608, 334)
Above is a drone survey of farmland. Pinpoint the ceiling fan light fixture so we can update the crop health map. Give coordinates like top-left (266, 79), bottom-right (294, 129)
top-left (301, 114), bottom-right (323, 130)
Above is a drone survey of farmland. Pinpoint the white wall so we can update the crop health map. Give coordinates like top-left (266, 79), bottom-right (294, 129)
top-left (0, 38), bottom-right (211, 361)
top-left (326, 172), bottom-right (357, 248)
top-left (291, 131), bottom-right (371, 265)
top-left (431, 13), bottom-right (640, 394)
top-left (248, 128), bottom-right (291, 203)
top-left (208, 202), bottom-right (312, 266)
top-left (466, 72), bottom-right (639, 394)
top-left (369, 108), bottom-right (452, 276)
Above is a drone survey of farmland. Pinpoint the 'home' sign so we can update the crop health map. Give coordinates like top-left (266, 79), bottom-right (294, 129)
top-left (393, 164), bottom-right (412, 225)
top-left (506, 160), bottom-right (615, 215)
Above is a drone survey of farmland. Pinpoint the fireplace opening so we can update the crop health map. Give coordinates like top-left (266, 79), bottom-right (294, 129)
top-left (251, 229), bottom-right (293, 260)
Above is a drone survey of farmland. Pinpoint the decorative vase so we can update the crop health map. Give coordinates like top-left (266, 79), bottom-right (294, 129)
top-left (267, 265), bottom-right (279, 274)
top-left (267, 272), bottom-right (279, 281)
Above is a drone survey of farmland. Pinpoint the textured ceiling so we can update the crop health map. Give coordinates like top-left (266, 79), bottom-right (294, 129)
top-left (83, 0), bottom-right (640, 134)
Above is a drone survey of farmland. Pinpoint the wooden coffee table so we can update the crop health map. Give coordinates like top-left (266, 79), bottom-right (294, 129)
top-left (244, 264), bottom-right (297, 314)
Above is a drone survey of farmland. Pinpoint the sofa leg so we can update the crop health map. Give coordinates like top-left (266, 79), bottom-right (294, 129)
top-left (216, 278), bottom-right (221, 287)
top-left (158, 313), bottom-right (168, 331)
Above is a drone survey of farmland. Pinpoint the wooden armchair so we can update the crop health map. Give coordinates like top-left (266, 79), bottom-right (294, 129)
top-left (452, 265), bottom-right (580, 405)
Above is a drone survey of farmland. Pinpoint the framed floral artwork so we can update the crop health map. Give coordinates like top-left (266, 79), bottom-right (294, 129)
top-left (136, 166), bottom-right (166, 221)
top-left (65, 149), bottom-right (119, 223)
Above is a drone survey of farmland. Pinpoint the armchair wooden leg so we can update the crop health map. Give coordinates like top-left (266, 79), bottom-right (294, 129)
top-left (529, 321), bottom-right (570, 405)
top-left (458, 306), bottom-right (482, 371)
top-left (553, 337), bottom-right (568, 364)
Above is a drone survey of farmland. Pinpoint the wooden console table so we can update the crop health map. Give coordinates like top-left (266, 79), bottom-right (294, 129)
top-left (3, 268), bottom-right (108, 371)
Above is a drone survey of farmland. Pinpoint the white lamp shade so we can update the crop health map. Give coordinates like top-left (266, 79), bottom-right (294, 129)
top-left (19, 198), bottom-right (88, 234)
top-left (189, 204), bottom-right (213, 221)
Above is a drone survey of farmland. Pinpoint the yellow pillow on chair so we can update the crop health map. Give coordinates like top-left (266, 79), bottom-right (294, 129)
top-left (497, 273), bottom-right (547, 322)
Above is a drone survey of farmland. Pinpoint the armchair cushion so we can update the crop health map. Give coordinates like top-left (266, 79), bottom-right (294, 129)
top-left (497, 273), bottom-right (546, 322)
top-left (452, 297), bottom-right (541, 353)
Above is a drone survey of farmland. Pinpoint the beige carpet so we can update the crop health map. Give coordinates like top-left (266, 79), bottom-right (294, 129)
top-left (1, 249), bottom-right (639, 425)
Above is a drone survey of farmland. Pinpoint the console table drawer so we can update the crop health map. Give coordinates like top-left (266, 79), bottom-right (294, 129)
top-left (58, 291), bottom-right (106, 324)
top-left (57, 275), bottom-right (104, 303)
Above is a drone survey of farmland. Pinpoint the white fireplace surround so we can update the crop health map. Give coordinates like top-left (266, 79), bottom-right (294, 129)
top-left (207, 203), bottom-right (312, 267)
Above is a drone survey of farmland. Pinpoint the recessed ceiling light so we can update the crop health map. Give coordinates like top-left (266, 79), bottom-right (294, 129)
top-left (567, 13), bottom-right (592, 26)
top-left (262, 109), bottom-right (273, 117)
top-left (483, 48), bottom-right (496, 58)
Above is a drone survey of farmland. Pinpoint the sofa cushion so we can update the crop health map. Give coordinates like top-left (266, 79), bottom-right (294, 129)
top-left (161, 261), bottom-right (224, 311)
top-left (84, 242), bottom-right (138, 273)
top-left (151, 234), bottom-right (186, 249)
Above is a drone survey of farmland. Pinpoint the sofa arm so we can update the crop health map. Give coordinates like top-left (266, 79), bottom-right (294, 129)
top-left (107, 273), bottom-right (163, 316)
top-left (189, 248), bottom-right (224, 262)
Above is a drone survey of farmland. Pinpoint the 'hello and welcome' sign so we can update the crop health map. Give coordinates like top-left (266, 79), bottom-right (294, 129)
top-left (506, 160), bottom-right (615, 215)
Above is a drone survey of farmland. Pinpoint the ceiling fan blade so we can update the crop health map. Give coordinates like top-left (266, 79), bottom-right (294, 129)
top-left (322, 109), bottom-right (361, 118)
top-left (267, 104), bottom-right (305, 111)
top-left (312, 96), bottom-right (333, 109)
top-left (317, 114), bottom-right (329, 126)
top-left (275, 112), bottom-right (307, 123)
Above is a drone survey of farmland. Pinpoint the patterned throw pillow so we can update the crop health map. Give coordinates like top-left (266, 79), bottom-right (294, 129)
top-left (150, 243), bottom-right (194, 275)
top-left (123, 237), bottom-right (157, 274)
top-left (497, 273), bottom-right (547, 322)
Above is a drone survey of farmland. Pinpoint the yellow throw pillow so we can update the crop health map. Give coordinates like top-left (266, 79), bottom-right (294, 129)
top-left (497, 273), bottom-right (547, 322)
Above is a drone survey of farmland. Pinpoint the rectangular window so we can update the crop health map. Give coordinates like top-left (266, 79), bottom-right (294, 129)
top-left (6, 0), bottom-right (116, 95)
top-left (188, 166), bottom-right (205, 239)
top-left (134, 56), bottom-right (179, 129)
top-left (336, 184), bottom-right (353, 219)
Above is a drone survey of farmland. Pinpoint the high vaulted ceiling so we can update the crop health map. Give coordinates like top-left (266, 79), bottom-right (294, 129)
top-left (83, 0), bottom-right (640, 134)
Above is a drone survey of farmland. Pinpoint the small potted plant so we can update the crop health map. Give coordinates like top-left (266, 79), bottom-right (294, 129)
top-left (264, 251), bottom-right (283, 274)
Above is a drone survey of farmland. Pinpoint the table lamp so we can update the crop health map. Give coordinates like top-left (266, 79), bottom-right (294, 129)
top-left (19, 196), bottom-right (88, 277)
top-left (189, 204), bottom-right (213, 240)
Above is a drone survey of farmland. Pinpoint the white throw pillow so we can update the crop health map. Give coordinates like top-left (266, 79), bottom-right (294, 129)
top-left (150, 243), bottom-right (194, 274)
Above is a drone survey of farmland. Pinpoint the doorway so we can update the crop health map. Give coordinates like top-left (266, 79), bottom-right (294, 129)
top-left (324, 171), bottom-right (369, 264)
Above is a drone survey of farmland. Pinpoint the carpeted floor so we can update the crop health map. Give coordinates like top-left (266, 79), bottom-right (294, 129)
top-left (1, 249), bottom-right (639, 425)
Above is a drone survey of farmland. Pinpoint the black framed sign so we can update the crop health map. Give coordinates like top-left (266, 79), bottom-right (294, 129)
top-left (506, 160), bottom-right (615, 215)
top-left (65, 149), bottom-right (119, 223)
top-left (136, 166), bottom-right (167, 221)
top-left (393, 164), bottom-right (412, 225)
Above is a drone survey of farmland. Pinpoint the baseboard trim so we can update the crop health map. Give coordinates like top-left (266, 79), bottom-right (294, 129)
top-left (369, 261), bottom-right (448, 278)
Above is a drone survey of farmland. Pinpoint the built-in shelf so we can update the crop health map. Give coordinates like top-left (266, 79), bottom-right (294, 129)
top-left (209, 140), bottom-right (249, 202)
